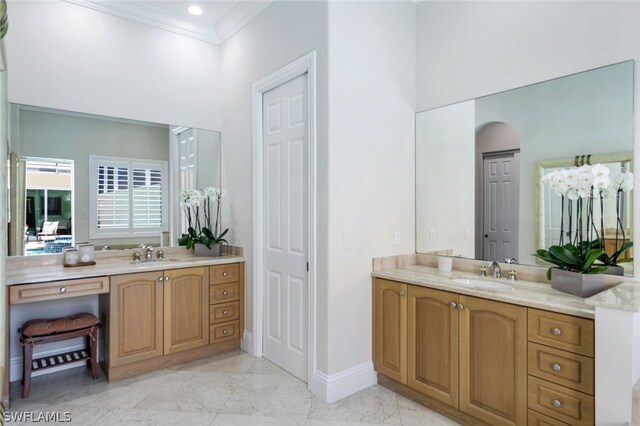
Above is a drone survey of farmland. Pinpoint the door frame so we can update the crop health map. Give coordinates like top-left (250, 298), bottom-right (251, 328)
top-left (251, 51), bottom-right (317, 386)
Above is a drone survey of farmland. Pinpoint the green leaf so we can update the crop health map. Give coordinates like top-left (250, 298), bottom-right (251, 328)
top-left (582, 248), bottom-right (604, 272)
top-left (617, 257), bottom-right (634, 264)
top-left (587, 266), bottom-right (610, 274)
top-left (546, 268), bottom-right (552, 281)
top-left (548, 245), bottom-right (581, 268)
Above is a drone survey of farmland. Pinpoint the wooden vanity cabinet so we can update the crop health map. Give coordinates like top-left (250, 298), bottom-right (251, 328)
top-left (374, 278), bottom-right (528, 426)
top-left (163, 267), bottom-right (209, 354)
top-left (104, 263), bottom-right (243, 381)
top-left (109, 268), bottom-right (208, 367)
top-left (109, 271), bottom-right (164, 367)
top-left (373, 279), bottom-right (407, 383)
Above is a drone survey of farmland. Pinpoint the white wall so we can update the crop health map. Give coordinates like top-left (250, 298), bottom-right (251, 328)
top-left (327, 1), bottom-right (415, 377)
top-left (220, 0), bottom-right (330, 371)
top-left (416, 100), bottom-right (475, 256)
top-left (6, 0), bottom-right (222, 130)
top-left (416, 1), bottom-right (640, 112)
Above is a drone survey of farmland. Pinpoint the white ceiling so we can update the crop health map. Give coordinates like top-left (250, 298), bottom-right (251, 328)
top-left (64, 0), bottom-right (274, 45)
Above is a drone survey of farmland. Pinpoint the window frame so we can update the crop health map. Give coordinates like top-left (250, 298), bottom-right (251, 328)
top-left (89, 155), bottom-right (169, 239)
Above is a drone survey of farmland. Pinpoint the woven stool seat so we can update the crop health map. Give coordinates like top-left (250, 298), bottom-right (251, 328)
top-left (22, 313), bottom-right (99, 337)
top-left (20, 313), bottom-right (101, 398)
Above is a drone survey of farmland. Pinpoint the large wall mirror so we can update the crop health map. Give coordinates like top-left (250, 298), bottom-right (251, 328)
top-left (7, 104), bottom-right (221, 256)
top-left (416, 60), bottom-right (634, 275)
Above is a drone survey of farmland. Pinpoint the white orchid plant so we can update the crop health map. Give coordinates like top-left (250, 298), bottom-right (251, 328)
top-left (537, 164), bottom-right (633, 271)
top-left (178, 187), bottom-right (229, 250)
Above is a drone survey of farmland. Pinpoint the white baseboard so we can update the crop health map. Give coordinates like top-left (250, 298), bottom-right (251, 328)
top-left (241, 331), bottom-right (255, 356)
top-left (9, 343), bottom-right (88, 383)
top-left (309, 361), bottom-right (377, 403)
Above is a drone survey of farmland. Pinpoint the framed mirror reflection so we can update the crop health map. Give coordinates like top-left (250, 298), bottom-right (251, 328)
top-left (416, 60), bottom-right (634, 275)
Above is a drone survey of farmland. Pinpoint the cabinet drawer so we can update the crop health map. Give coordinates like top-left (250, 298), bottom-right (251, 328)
top-left (210, 301), bottom-right (240, 324)
top-left (10, 276), bottom-right (109, 304)
top-left (210, 264), bottom-right (239, 284)
top-left (528, 343), bottom-right (594, 395)
top-left (528, 409), bottom-right (572, 426)
top-left (528, 309), bottom-right (594, 357)
top-left (528, 377), bottom-right (594, 426)
top-left (210, 320), bottom-right (240, 343)
top-left (210, 282), bottom-right (240, 304)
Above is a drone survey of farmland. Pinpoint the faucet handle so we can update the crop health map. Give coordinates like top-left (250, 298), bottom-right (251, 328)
top-left (479, 266), bottom-right (487, 277)
top-left (507, 270), bottom-right (517, 282)
top-left (133, 252), bottom-right (141, 261)
top-left (157, 250), bottom-right (164, 259)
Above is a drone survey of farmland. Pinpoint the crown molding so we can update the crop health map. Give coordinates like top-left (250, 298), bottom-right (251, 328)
top-left (63, 0), bottom-right (220, 44)
top-left (62, 0), bottom-right (274, 46)
top-left (215, 1), bottom-right (273, 44)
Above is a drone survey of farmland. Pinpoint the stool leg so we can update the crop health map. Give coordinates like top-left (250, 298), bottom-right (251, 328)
top-left (22, 343), bottom-right (33, 398)
top-left (89, 328), bottom-right (99, 380)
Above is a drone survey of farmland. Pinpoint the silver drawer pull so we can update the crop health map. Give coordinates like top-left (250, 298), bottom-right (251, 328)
top-left (223, 290), bottom-right (229, 296)
top-left (223, 271), bottom-right (228, 277)
top-left (59, 287), bottom-right (67, 294)
top-left (552, 399), bottom-right (562, 409)
top-left (552, 327), bottom-right (562, 336)
top-left (223, 329), bottom-right (229, 335)
top-left (456, 303), bottom-right (464, 310)
top-left (448, 301), bottom-right (457, 308)
top-left (223, 310), bottom-right (228, 315)
top-left (399, 290), bottom-right (406, 296)
top-left (552, 363), bottom-right (562, 372)
top-left (165, 276), bottom-right (170, 281)
top-left (158, 277), bottom-right (164, 282)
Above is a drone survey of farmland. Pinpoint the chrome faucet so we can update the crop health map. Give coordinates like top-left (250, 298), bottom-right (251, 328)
top-left (488, 261), bottom-right (502, 278)
top-left (146, 246), bottom-right (154, 261)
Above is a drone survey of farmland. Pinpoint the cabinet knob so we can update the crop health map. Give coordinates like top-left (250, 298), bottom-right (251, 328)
top-left (223, 271), bottom-right (228, 277)
top-left (399, 290), bottom-right (406, 296)
top-left (158, 277), bottom-right (164, 282)
top-left (448, 301), bottom-right (457, 308)
top-left (552, 327), bottom-right (562, 336)
top-left (223, 290), bottom-right (229, 296)
top-left (165, 276), bottom-right (170, 281)
top-left (552, 399), bottom-right (562, 409)
top-left (456, 303), bottom-right (464, 310)
top-left (223, 310), bottom-right (229, 315)
top-left (59, 287), bottom-right (67, 294)
top-left (552, 363), bottom-right (562, 372)
top-left (223, 329), bottom-right (229, 335)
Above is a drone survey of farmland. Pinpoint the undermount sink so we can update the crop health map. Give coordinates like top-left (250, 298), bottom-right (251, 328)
top-left (450, 278), bottom-right (513, 290)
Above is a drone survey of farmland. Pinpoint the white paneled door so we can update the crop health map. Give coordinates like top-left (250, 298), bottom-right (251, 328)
top-left (262, 73), bottom-right (308, 382)
top-left (483, 151), bottom-right (520, 262)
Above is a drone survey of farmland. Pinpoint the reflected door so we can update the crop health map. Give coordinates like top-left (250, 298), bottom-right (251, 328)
top-left (483, 152), bottom-right (520, 262)
top-left (262, 73), bottom-right (309, 382)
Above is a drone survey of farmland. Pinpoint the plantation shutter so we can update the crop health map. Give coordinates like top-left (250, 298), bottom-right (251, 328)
top-left (90, 156), bottom-right (168, 237)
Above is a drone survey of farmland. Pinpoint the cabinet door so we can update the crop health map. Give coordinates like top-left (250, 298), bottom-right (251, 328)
top-left (407, 286), bottom-right (459, 407)
top-left (110, 272), bottom-right (164, 367)
top-left (459, 296), bottom-right (527, 426)
top-left (373, 279), bottom-right (407, 383)
top-left (164, 267), bottom-right (209, 354)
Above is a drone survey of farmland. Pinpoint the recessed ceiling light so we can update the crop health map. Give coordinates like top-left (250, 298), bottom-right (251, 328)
top-left (188, 5), bottom-right (203, 16)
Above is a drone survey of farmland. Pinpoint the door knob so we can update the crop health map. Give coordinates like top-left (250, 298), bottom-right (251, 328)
top-left (165, 276), bottom-right (170, 281)
top-left (223, 290), bottom-right (229, 296)
top-left (552, 363), bottom-right (562, 372)
top-left (158, 277), bottom-right (164, 282)
top-left (448, 301), bottom-right (457, 308)
top-left (59, 287), bottom-right (67, 293)
top-left (552, 327), bottom-right (562, 336)
top-left (223, 271), bottom-right (228, 277)
top-left (223, 310), bottom-right (228, 315)
top-left (552, 399), bottom-right (562, 409)
top-left (399, 290), bottom-right (406, 296)
top-left (456, 303), bottom-right (464, 310)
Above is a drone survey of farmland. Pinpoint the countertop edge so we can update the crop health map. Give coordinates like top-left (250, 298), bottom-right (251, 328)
top-left (372, 268), bottom-right (596, 320)
top-left (8, 256), bottom-right (245, 286)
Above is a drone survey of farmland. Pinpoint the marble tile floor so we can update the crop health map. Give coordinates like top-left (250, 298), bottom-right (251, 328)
top-left (7, 350), bottom-right (460, 426)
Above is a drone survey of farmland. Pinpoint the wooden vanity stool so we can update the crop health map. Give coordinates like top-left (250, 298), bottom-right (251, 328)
top-left (20, 313), bottom-right (101, 398)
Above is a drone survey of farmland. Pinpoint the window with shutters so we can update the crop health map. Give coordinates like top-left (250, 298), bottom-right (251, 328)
top-left (89, 156), bottom-right (168, 238)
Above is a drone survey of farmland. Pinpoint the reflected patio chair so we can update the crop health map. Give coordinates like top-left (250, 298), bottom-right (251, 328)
top-left (36, 221), bottom-right (59, 241)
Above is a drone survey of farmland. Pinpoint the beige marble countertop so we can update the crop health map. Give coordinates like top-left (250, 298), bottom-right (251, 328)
top-left (7, 254), bottom-right (244, 286)
top-left (372, 265), bottom-right (596, 319)
top-left (585, 281), bottom-right (640, 313)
